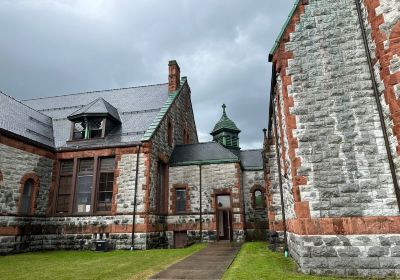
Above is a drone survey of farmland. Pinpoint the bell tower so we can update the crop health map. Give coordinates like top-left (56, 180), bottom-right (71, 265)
top-left (210, 104), bottom-right (241, 150)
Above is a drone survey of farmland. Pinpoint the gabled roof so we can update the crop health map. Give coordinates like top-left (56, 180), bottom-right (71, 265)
top-left (211, 104), bottom-right (240, 135)
top-left (0, 91), bottom-right (54, 148)
top-left (23, 83), bottom-right (169, 149)
top-left (68, 97), bottom-right (121, 123)
top-left (169, 142), bottom-right (239, 166)
top-left (239, 149), bottom-right (263, 170)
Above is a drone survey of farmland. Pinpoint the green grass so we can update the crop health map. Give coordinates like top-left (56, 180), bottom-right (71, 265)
top-left (0, 243), bottom-right (206, 280)
top-left (223, 242), bottom-right (364, 280)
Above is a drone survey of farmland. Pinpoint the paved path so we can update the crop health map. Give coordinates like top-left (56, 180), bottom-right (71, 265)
top-left (150, 242), bottom-right (242, 280)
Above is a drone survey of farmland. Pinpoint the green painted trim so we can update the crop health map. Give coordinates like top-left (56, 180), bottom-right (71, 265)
top-left (141, 83), bottom-right (184, 141)
top-left (170, 159), bottom-right (239, 167)
top-left (269, 0), bottom-right (301, 58)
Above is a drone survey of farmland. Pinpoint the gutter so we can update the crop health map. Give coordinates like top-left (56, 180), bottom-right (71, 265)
top-left (131, 144), bottom-right (142, 250)
top-left (270, 63), bottom-right (288, 251)
top-left (354, 0), bottom-right (400, 211)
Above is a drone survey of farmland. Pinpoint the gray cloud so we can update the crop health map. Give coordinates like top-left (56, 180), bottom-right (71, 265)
top-left (0, 0), bottom-right (294, 149)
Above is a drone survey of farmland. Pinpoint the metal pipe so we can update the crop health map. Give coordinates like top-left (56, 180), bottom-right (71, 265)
top-left (270, 63), bottom-right (288, 250)
top-left (199, 165), bottom-right (203, 242)
top-left (131, 144), bottom-right (141, 250)
top-left (354, 0), bottom-right (400, 211)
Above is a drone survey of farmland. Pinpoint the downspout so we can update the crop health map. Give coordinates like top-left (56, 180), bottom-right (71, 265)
top-left (199, 164), bottom-right (203, 242)
top-left (354, 0), bottom-right (400, 211)
top-left (240, 165), bottom-right (246, 239)
top-left (270, 63), bottom-right (288, 251)
top-left (131, 144), bottom-right (142, 250)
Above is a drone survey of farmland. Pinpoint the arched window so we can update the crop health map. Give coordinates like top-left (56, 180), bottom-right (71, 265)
top-left (167, 121), bottom-right (173, 146)
top-left (19, 173), bottom-right (40, 216)
top-left (251, 186), bottom-right (265, 210)
top-left (20, 179), bottom-right (34, 215)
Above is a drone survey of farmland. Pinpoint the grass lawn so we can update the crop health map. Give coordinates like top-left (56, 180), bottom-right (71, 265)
top-left (0, 243), bottom-right (206, 280)
top-left (223, 242), bottom-right (365, 280)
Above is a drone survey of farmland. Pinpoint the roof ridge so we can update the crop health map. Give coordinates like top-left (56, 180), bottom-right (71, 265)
top-left (174, 141), bottom-right (216, 147)
top-left (0, 90), bottom-right (53, 120)
top-left (22, 82), bottom-right (168, 101)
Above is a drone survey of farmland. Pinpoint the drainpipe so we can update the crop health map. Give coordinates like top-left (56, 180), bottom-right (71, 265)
top-left (354, 0), bottom-right (400, 211)
top-left (270, 63), bottom-right (288, 251)
top-left (240, 165), bottom-right (246, 239)
top-left (131, 144), bottom-right (141, 250)
top-left (199, 164), bottom-right (203, 242)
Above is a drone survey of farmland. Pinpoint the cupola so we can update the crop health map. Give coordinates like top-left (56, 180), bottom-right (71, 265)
top-left (210, 104), bottom-right (241, 150)
top-left (67, 98), bottom-right (121, 140)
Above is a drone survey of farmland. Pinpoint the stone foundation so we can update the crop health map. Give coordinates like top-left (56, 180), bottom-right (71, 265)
top-left (289, 232), bottom-right (400, 278)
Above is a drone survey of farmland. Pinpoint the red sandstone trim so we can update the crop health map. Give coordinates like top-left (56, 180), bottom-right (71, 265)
top-left (0, 134), bottom-right (55, 159)
top-left (270, 1), bottom-right (311, 225)
top-left (17, 173), bottom-right (40, 216)
top-left (363, 0), bottom-right (400, 152)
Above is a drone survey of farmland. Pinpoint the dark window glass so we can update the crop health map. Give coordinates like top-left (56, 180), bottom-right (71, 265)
top-left (167, 122), bottom-right (173, 146)
top-left (254, 190), bottom-right (264, 209)
top-left (157, 161), bottom-right (167, 214)
top-left (73, 122), bottom-right (86, 140)
top-left (20, 179), bottom-right (33, 215)
top-left (88, 118), bottom-right (103, 138)
top-left (175, 189), bottom-right (186, 213)
top-left (56, 160), bottom-right (73, 213)
top-left (96, 158), bottom-right (115, 212)
top-left (75, 159), bottom-right (94, 213)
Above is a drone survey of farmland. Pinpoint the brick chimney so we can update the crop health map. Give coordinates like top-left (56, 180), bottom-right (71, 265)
top-left (168, 60), bottom-right (180, 93)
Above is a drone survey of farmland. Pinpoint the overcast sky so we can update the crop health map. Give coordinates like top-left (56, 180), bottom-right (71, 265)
top-left (0, 0), bottom-right (294, 149)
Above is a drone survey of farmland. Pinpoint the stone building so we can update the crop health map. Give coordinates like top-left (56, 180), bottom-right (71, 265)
top-left (0, 60), bottom-right (265, 253)
top-left (266, 0), bottom-right (400, 277)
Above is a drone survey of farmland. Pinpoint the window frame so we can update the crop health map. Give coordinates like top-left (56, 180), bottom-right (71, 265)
top-left (95, 157), bottom-right (116, 214)
top-left (55, 160), bottom-right (74, 214)
top-left (69, 117), bottom-right (107, 141)
top-left (172, 184), bottom-right (189, 214)
top-left (157, 161), bottom-right (169, 215)
top-left (18, 173), bottom-right (40, 216)
top-left (54, 156), bottom-right (116, 216)
top-left (251, 186), bottom-right (266, 210)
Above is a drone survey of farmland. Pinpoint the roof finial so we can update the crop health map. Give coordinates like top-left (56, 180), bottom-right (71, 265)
top-left (222, 104), bottom-right (226, 115)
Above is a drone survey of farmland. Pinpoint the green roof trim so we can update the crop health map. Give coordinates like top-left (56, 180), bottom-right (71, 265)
top-left (211, 104), bottom-right (240, 135)
top-left (170, 158), bottom-right (240, 167)
top-left (269, 0), bottom-right (301, 59)
top-left (141, 83), bottom-right (184, 141)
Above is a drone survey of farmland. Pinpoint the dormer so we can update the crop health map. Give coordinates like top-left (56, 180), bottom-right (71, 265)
top-left (67, 98), bottom-right (121, 141)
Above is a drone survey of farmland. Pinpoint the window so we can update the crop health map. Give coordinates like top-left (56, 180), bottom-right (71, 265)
top-left (55, 157), bottom-right (116, 215)
top-left (96, 158), bottom-right (115, 212)
top-left (157, 161), bottom-right (168, 214)
top-left (183, 129), bottom-right (190, 144)
top-left (254, 189), bottom-right (265, 209)
top-left (72, 118), bottom-right (105, 140)
top-left (167, 121), bottom-right (173, 146)
top-left (56, 160), bottom-right (73, 213)
top-left (175, 189), bottom-right (186, 213)
top-left (75, 159), bottom-right (94, 213)
top-left (20, 179), bottom-right (33, 215)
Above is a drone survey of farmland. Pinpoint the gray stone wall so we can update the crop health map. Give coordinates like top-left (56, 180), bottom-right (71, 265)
top-left (283, 0), bottom-right (398, 218)
top-left (116, 153), bottom-right (146, 214)
top-left (168, 162), bottom-right (245, 242)
top-left (0, 143), bottom-right (53, 215)
top-left (148, 82), bottom-right (198, 213)
top-left (289, 232), bottom-right (400, 278)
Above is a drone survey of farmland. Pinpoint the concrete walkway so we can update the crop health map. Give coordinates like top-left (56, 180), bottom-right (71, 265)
top-left (150, 242), bottom-right (242, 280)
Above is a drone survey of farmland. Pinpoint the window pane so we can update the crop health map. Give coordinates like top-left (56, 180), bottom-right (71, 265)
top-left (175, 189), bottom-right (186, 213)
top-left (217, 195), bottom-right (230, 208)
top-left (73, 122), bottom-right (85, 140)
top-left (75, 159), bottom-right (94, 213)
top-left (21, 180), bottom-right (33, 214)
top-left (100, 158), bottom-right (115, 172)
top-left (255, 190), bottom-right (264, 209)
top-left (96, 172), bottom-right (114, 212)
top-left (58, 176), bottom-right (72, 195)
top-left (89, 119), bottom-right (103, 138)
top-left (60, 160), bottom-right (73, 174)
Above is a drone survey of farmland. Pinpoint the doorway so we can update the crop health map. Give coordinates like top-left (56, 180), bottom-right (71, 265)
top-left (216, 195), bottom-right (232, 241)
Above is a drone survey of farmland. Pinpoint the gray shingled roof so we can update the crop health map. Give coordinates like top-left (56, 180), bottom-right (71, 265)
top-left (170, 142), bottom-right (239, 166)
top-left (239, 149), bottom-right (263, 170)
top-left (0, 91), bottom-right (54, 148)
top-left (68, 97), bottom-right (121, 123)
top-left (23, 84), bottom-right (169, 150)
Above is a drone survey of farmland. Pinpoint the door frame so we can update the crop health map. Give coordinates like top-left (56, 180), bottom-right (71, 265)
top-left (215, 193), bottom-right (233, 241)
